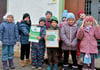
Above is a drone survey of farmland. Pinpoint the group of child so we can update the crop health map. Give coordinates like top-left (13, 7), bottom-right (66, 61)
top-left (0, 10), bottom-right (100, 70)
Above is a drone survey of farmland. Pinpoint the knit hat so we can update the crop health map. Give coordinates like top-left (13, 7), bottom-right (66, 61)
top-left (45, 10), bottom-right (52, 16)
top-left (84, 16), bottom-right (94, 23)
top-left (66, 13), bottom-right (75, 21)
top-left (23, 13), bottom-right (30, 20)
top-left (62, 10), bottom-right (68, 18)
top-left (50, 16), bottom-right (58, 23)
top-left (3, 12), bottom-right (14, 20)
top-left (39, 17), bottom-right (46, 24)
top-left (77, 10), bottom-right (85, 18)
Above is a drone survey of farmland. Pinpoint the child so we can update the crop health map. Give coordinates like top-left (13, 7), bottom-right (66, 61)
top-left (59, 10), bottom-right (68, 28)
top-left (76, 10), bottom-right (86, 28)
top-left (31, 17), bottom-right (46, 70)
top-left (19, 13), bottom-right (31, 67)
top-left (76, 10), bottom-right (86, 64)
top-left (46, 16), bottom-right (60, 70)
top-left (45, 10), bottom-right (53, 29)
top-left (0, 13), bottom-right (20, 70)
top-left (59, 10), bottom-right (68, 63)
top-left (77, 16), bottom-right (100, 70)
top-left (61, 13), bottom-right (78, 70)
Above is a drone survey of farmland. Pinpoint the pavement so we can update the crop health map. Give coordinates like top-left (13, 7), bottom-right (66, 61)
top-left (0, 48), bottom-right (100, 70)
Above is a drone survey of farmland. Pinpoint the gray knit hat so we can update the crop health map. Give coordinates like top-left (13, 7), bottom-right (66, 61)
top-left (39, 17), bottom-right (46, 24)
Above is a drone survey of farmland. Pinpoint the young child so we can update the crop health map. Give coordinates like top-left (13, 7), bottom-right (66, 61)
top-left (45, 10), bottom-right (53, 29)
top-left (0, 13), bottom-right (20, 70)
top-left (31, 17), bottom-right (46, 70)
top-left (76, 10), bottom-right (86, 28)
top-left (59, 10), bottom-right (68, 62)
top-left (61, 13), bottom-right (78, 70)
top-left (59, 10), bottom-right (68, 28)
top-left (77, 16), bottom-right (100, 70)
top-left (46, 16), bottom-right (60, 70)
top-left (76, 10), bottom-right (86, 64)
top-left (19, 13), bottom-right (31, 67)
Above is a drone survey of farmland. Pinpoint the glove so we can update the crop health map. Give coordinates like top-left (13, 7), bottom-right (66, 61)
top-left (16, 42), bottom-right (21, 47)
top-left (0, 41), bottom-right (2, 47)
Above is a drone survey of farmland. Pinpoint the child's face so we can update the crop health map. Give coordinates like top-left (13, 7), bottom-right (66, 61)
top-left (24, 17), bottom-right (30, 24)
top-left (85, 21), bottom-right (93, 26)
top-left (39, 21), bottom-right (45, 26)
top-left (80, 14), bottom-right (86, 19)
top-left (67, 18), bottom-right (75, 26)
top-left (63, 17), bottom-right (66, 21)
top-left (6, 15), bottom-right (13, 23)
top-left (51, 21), bottom-right (57, 28)
top-left (46, 13), bottom-right (52, 20)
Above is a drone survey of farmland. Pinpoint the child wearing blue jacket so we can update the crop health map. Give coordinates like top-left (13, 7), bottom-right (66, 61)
top-left (31, 17), bottom-right (46, 70)
top-left (0, 13), bottom-right (20, 70)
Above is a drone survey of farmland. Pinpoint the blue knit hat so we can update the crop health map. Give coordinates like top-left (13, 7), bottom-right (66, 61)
top-left (62, 10), bottom-right (68, 18)
top-left (66, 13), bottom-right (75, 21)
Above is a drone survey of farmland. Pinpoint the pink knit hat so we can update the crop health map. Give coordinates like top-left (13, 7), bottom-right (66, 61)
top-left (84, 16), bottom-right (94, 23)
top-left (77, 10), bottom-right (85, 18)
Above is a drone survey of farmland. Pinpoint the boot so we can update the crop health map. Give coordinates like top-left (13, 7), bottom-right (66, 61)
top-left (8, 59), bottom-right (15, 69)
top-left (26, 59), bottom-right (31, 64)
top-left (2, 61), bottom-right (9, 70)
top-left (47, 65), bottom-right (52, 70)
top-left (53, 64), bottom-right (57, 70)
top-left (21, 60), bottom-right (25, 67)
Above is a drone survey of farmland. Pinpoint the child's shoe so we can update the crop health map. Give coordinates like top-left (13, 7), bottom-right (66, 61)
top-left (8, 59), bottom-right (15, 69)
top-left (53, 64), bottom-right (58, 70)
top-left (63, 65), bottom-right (68, 70)
top-left (82, 68), bottom-right (88, 70)
top-left (72, 65), bottom-right (78, 70)
top-left (38, 67), bottom-right (42, 70)
top-left (47, 65), bottom-right (52, 70)
top-left (2, 61), bottom-right (9, 70)
top-left (21, 60), bottom-right (25, 67)
top-left (26, 59), bottom-right (31, 64)
top-left (32, 66), bottom-right (36, 70)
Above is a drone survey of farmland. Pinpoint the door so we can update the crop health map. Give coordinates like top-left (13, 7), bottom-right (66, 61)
top-left (65, 0), bottom-right (85, 20)
top-left (0, 0), bottom-right (7, 23)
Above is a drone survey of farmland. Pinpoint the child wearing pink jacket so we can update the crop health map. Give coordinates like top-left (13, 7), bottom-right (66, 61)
top-left (77, 16), bottom-right (100, 70)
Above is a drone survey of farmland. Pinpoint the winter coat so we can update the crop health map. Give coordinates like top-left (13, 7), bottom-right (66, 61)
top-left (45, 20), bottom-right (51, 29)
top-left (0, 21), bottom-right (20, 45)
top-left (32, 25), bottom-right (46, 48)
top-left (76, 18), bottom-right (83, 28)
top-left (61, 23), bottom-right (78, 50)
top-left (77, 26), bottom-right (100, 54)
top-left (19, 21), bottom-right (30, 44)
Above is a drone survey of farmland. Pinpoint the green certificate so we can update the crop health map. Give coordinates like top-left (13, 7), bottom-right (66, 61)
top-left (29, 26), bottom-right (40, 42)
top-left (46, 30), bottom-right (59, 48)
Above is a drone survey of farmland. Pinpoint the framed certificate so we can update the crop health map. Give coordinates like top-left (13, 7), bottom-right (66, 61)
top-left (46, 30), bottom-right (59, 48)
top-left (29, 26), bottom-right (40, 42)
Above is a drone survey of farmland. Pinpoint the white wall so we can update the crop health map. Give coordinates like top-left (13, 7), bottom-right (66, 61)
top-left (7, 0), bottom-right (59, 24)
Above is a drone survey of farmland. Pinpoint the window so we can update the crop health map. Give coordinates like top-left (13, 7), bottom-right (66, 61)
top-left (85, 0), bottom-right (92, 15)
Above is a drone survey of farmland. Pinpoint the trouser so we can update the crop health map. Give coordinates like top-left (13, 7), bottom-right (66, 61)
top-left (31, 43), bottom-right (45, 67)
top-left (64, 50), bottom-right (77, 66)
top-left (20, 44), bottom-right (30, 60)
top-left (47, 48), bottom-right (58, 64)
top-left (2, 45), bottom-right (14, 61)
